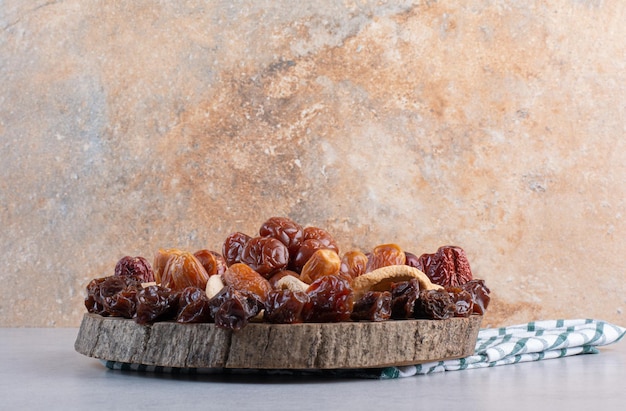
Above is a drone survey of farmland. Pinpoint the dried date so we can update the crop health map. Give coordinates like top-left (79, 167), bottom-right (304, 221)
top-left (366, 243), bottom-right (406, 272)
top-left (265, 289), bottom-right (310, 324)
top-left (114, 256), bottom-right (154, 283)
top-left (461, 279), bottom-right (491, 315)
top-left (339, 250), bottom-right (368, 280)
top-left (222, 262), bottom-right (272, 306)
top-left (418, 246), bottom-right (473, 287)
top-left (351, 291), bottom-right (392, 322)
top-left (389, 279), bottom-right (420, 319)
top-left (154, 248), bottom-right (210, 291)
top-left (414, 289), bottom-right (456, 320)
top-left (135, 285), bottom-right (179, 325)
top-left (210, 286), bottom-right (261, 330)
top-left (177, 286), bottom-right (212, 323)
top-left (303, 275), bottom-right (353, 323)
top-left (222, 232), bottom-right (252, 266)
top-left (259, 217), bottom-right (304, 256)
top-left (240, 236), bottom-right (289, 278)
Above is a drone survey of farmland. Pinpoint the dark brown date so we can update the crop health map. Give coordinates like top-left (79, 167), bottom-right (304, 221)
top-left (259, 217), bottom-right (304, 256)
top-left (418, 245), bottom-right (473, 287)
top-left (240, 236), bottom-right (289, 278)
top-left (460, 279), bottom-right (491, 315)
top-left (414, 289), bottom-right (456, 320)
top-left (445, 286), bottom-right (474, 318)
top-left (177, 286), bottom-right (212, 323)
top-left (351, 291), bottom-right (392, 322)
top-left (210, 286), bottom-right (261, 330)
top-left (265, 289), bottom-right (310, 324)
top-left (85, 276), bottom-right (141, 318)
top-left (303, 226), bottom-right (339, 253)
top-left (390, 279), bottom-right (420, 319)
top-left (135, 285), bottom-right (178, 325)
top-left (114, 256), bottom-right (155, 283)
top-left (303, 275), bottom-right (353, 323)
top-left (222, 232), bottom-right (252, 266)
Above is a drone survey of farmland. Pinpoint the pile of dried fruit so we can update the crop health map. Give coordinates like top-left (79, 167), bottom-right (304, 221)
top-left (85, 217), bottom-right (490, 330)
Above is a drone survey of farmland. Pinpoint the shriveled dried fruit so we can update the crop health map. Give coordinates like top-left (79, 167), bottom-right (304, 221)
top-left (390, 279), bottom-right (420, 319)
top-left (445, 286), bottom-right (474, 318)
top-left (153, 248), bottom-right (210, 291)
top-left (418, 246), bottom-right (473, 287)
top-left (366, 243), bottom-right (406, 272)
top-left (222, 262), bottom-right (272, 305)
top-left (259, 217), bottom-right (304, 256)
top-left (114, 256), bottom-right (155, 283)
top-left (304, 275), bottom-right (353, 323)
top-left (293, 238), bottom-right (335, 272)
top-left (240, 236), bottom-right (289, 278)
top-left (461, 279), bottom-right (491, 315)
top-left (265, 289), bottom-right (310, 324)
top-left (300, 248), bottom-right (341, 284)
top-left (85, 276), bottom-right (141, 318)
top-left (193, 249), bottom-right (220, 276)
top-left (135, 285), bottom-right (178, 324)
top-left (210, 286), bottom-right (261, 330)
top-left (303, 226), bottom-right (339, 252)
top-left (177, 286), bottom-right (212, 323)
top-left (351, 291), bottom-right (392, 322)
top-left (222, 232), bottom-right (252, 266)
top-left (415, 289), bottom-right (456, 320)
top-left (339, 250), bottom-right (368, 279)
top-left (404, 252), bottom-right (421, 270)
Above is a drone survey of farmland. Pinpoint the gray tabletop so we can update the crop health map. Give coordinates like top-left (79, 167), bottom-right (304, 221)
top-left (2, 327), bottom-right (625, 410)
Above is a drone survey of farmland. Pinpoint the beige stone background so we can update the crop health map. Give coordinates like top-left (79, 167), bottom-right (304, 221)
top-left (1, 0), bottom-right (624, 327)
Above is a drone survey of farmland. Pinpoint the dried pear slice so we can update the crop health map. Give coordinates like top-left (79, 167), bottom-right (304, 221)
top-left (351, 265), bottom-right (441, 300)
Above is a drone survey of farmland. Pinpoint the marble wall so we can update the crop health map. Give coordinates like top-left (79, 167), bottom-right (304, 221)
top-left (1, 0), bottom-right (624, 327)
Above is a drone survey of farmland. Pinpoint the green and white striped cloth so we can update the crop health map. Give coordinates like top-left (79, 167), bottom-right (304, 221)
top-left (102, 319), bottom-right (625, 379)
top-left (380, 318), bottom-right (626, 378)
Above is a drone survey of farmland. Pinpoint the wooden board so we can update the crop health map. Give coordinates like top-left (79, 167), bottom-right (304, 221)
top-left (74, 313), bottom-right (482, 369)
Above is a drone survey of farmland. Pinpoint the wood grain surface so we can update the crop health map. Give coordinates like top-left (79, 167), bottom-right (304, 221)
top-left (75, 313), bottom-right (482, 369)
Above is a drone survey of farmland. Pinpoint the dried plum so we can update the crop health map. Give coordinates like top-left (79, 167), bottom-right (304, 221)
top-left (390, 279), bottom-right (420, 319)
top-left (135, 285), bottom-right (178, 324)
top-left (415, 289), bottom-right (456, 320)
top-left (351, 291), bottom-right (392, 322)
top-left (265, 289), bottom-right (310, 324)
top-left (303, 275), bottom-right (353, 323)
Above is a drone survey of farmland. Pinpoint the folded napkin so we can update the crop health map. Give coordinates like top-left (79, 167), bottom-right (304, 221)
top-left (102, 319), bottom-right (625, 379)
top-left (381, 318), bottom-right (626, 378)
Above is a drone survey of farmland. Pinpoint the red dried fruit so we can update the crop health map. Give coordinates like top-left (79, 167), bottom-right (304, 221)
top-left (404, 252), bottom-right (422, 270)
top-left (153, 248), bottom-right (210, 291)
top-left (418, 246), bottom-right (473, 287)
top-left (351, 291), bottom-right (392, 322)
top-left (366, 243), bottom-right (406, 272)
top-left (240, 236), bottom-right (289, 278)
top-left (222, 232), bottom-right (252, 266)
top-left (114, 256), bottom-right (155, 283)
top-left (304, 275), bottom-right (353, 323)
top-left (177, 286), bottom-right (212, 323)
top-left (265, 289), bottom-right (310, 324)
top-left (259, 217), bottom-right (304, 256)
top-left (135, 285), bottom-right (178, 324)
top-left (339, 250), bottom-right (368, 279)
